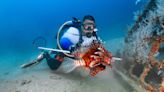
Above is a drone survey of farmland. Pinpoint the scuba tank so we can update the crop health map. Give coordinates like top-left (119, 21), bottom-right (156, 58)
top-left (59, 27), bottom-right (80, 50)
top-left (57, 17), bottom-right (82, 57)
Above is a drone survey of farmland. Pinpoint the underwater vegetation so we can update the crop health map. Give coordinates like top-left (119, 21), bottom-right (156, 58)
top-left (121, 0), bottom-right (164, 91)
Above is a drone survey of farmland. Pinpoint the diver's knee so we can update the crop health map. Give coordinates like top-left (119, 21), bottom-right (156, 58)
top-left (47, 58), bottom-right (62, 70)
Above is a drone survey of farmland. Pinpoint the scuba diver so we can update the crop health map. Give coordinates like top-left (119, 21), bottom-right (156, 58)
top-left (21, 15), bottom-right (120, 76)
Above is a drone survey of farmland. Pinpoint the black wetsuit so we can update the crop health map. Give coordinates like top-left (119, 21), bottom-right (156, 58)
top-left (44, 52), bottom-right (64, 70)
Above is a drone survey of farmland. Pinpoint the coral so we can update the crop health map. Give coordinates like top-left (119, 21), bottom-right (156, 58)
top-left (124, 0), bottom-right (164, 91)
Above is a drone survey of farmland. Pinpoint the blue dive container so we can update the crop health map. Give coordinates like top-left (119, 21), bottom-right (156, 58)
top-left (60, 27), bottom-right (80, 50)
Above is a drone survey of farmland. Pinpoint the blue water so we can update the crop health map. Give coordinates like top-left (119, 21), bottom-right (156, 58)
top-left (0, 0), bottom-right (142, 79)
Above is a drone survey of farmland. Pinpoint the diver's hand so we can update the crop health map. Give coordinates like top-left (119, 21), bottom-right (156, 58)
top-left (89, 46), bottom-right (112, 68)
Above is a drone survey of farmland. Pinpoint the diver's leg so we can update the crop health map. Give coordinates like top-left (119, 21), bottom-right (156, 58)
top-left (21, 51), bottom-right (63, 70)
top-left (44, 52), bottom-right (63, 70)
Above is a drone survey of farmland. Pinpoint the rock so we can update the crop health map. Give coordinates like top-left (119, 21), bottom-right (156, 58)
top-left (20, 80), bottom-right (32, 86)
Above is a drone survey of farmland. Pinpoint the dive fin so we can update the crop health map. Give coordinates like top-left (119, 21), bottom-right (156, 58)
top-left (21, 53), bottom-right (45, 68)
top-left (20, 60), bottom-right (41, 68)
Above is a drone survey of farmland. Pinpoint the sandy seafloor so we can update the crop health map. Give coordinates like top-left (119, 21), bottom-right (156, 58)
top-left (0, 66), bottom-right (146, 92)
top-left (0, 38), bottom-right (146, 92)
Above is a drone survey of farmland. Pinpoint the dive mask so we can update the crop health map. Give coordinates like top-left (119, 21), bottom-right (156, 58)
top-left (83, 23), bottom-right (95, 31)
